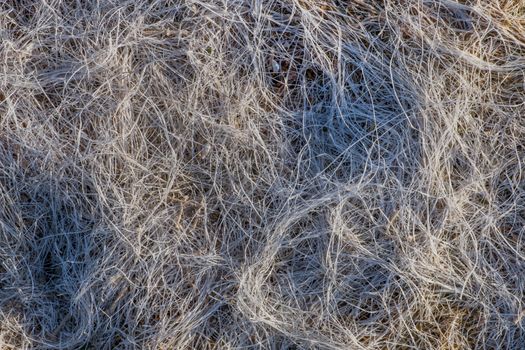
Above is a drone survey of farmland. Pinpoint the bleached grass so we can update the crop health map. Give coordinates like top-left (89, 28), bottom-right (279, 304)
top-left (1, 0), bottom-right (525, 348)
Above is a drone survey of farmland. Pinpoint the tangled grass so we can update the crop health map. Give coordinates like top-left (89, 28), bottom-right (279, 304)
top-left (1, 0), bottom-right (525, 348)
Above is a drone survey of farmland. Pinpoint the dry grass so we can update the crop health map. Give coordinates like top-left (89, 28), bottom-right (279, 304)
top-left (0, 0), bottom-right (524, 349)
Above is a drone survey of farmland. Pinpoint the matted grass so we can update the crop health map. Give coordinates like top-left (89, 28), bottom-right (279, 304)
top-left (0, 0), bottom-right (524, 349)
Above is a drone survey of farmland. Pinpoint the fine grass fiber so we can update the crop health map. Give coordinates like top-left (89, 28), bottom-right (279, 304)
top-left (1, 0), bottom-right (525, 349)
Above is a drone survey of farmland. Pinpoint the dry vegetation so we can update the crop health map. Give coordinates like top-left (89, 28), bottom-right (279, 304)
top-left (1, 0), bottom-right (525, 349)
